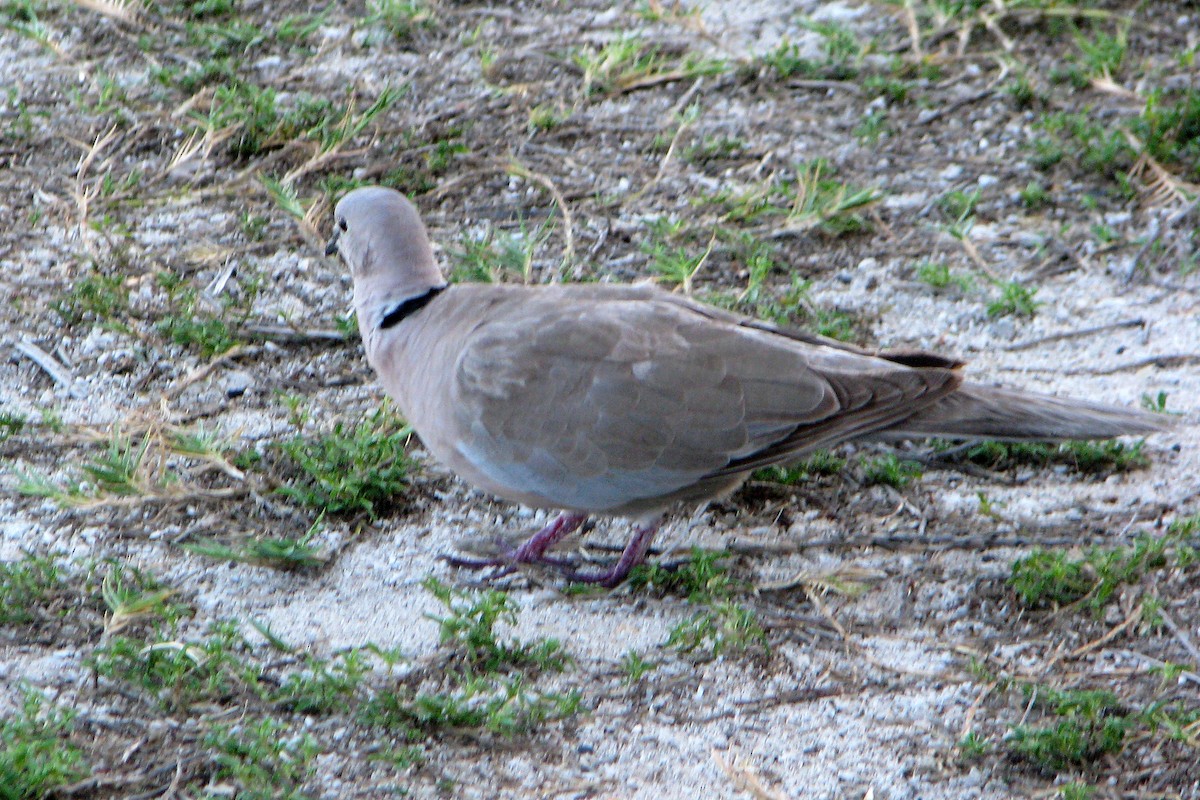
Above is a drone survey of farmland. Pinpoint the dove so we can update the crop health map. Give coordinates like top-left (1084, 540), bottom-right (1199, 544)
top-left (325, 186), bottom-right (1169, 587)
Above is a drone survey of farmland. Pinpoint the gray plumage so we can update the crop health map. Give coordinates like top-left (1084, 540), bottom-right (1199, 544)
top-left (327, 186), bottom-right (1168, 583)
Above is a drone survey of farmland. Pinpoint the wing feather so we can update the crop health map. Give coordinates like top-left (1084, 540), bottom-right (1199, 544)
top-left (451, 287), bottom-right (959, 510)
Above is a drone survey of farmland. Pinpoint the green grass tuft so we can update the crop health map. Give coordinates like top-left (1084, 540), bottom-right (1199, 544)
top-left (987, 280), bottom-right (1041, 318)
top-left (946, 438), bottom-right (1148, 475)
top-left (0, 690), bottom-right (89, 797)
top-left (1009, 531), bottom-right (1187, 612)
top-left (361, 578), bottom-right (581, 736)
top-left (0, 554), bottom-right (64, 626)
top-left (915, 260), bottom-right (974, 293)
top-left (275, 408), bottom-right (412, 518)
top-left (753, 450), bottom-right (847, 485)
top-left (204, 717), bottom-right (317, 800)
top-left (1008, 716), bottom-right (1127, 771)
top-left (50, 272), bottom-right (129, 327)
top-left (861, 453), bottom-right (923, 488)
top-left (423, 576), bottom-right (571, 675)
top-left (629, 548), bottom-right (767, 659)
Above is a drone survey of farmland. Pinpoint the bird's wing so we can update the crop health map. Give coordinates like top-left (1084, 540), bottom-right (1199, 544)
top-left (450, 289), bottom-right (958, 511)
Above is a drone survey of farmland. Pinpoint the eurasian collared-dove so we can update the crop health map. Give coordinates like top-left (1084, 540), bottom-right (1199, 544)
top-left (326, 186), bottom-right (1168, 586)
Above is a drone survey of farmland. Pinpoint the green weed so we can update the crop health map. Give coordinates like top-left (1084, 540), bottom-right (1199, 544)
top-left (620, 650), bottom-right (657, 684)
top-left (366, 0), bottom-right (431, 41)
top-left (275, 407), bottom-right (412, 517)
top-left (16, 429), bottom-right (158, 504)
top-left (423, 576), bottom-right (570, 675)
top-left (987, 280), bottom-right (1041, 318)
top-left (666, 601), bottom-right (768, 658)
top-left (277, 8), bottom-right (330, 43)
top-left (0, 554), bottom-right (64, 626)
top-left (1008, 549), bottom-right (1092, 607)
top-left (448, 218), bottom-right (551, 284)
top-left (794, 17), bottom-right (862, 78)
top-left (1141, 391), bottom-right (1169, 413)
top-left (861, 453), bottom-right (923, 488)
top-left (715, 159), bottom-right (881, 236)
top-left (528, 103), bottom-right (567, 132)
top-left (949, 438), bottom-right (1147, 474)
top-left (354, 128), bottom-right (468, 195)
top-left (863, 74), bottom-right (911, 103)
top-left (644, 236), bottom-right (713, 293)
top-left (1009, 717), bottom-right (1126, 771)
top-left (707, 258), bottom-right (862, 341)
top-left (273, 649), bottom-right (370, 714)
top-left (1071, 24), bottom-right (1128, 82)
top-left (1057, 439), bottom-right (1147, 473)
top-left (1006, 73), bottom-right (1037, 108)
top-left (184, 532), bottom-right (326, 571)
top-left (362, 677), bottom-right (582, 737)
top-left (976, 491), bottom-right (1001, 519)
top-left (0, 0), bottom-right (59, 54)
top-left (753, 450), bottom-right (847, 484)
top-left (939, 188), bottom-right (981, 220)
top-left (682, 134), bottom-right (747, 164)
top-left (0, 412), bottom-right (25, 442)
top-left (1059, 784), bottom-right (1096, 800)
top-left (915, 260), bottom-right (973, 292)
top-left (289, 86), bottom-right (402, 153)
top-left (760, 40), bottom-right (821, 80)
top-left (1009, 531), bottom-right (1186, 611)
top-left (101, 561), bottom-right (187, 634)
top-left (361, 578), bottom-right (581, 737)
top-left (1130, 89), bottom-right (1200, 179)
top-left (156, 267), bottom-right (261, 358)
top-left (204, 82), bottom-right (280, 158)
top-left (629, 549), bottom-right (767, 659)
top-left (1091, 222), bottom-right (1118, 244)
top-left (90, 620), bottom-right (260, 712)
top-left (50, 272), bottom-right (129, 327)
top-left (204, 717), bottom-right (317, 800)
top-left (1007, 686), bottom-right (1127, 770)
top-left (958, 730), bottom-right (989, 759)
top-left (571, 36), bottom-right (725, 96)
top-left (1032, 111), bottom-right (1134, 179)
top-left (854, 109), bottom-right (889, 144)
top-left (630, 548), bottom-right (736, 602)
top-left (260, 173), bottom-right (307, 220)
top-left (1020, 181), bottom-right (1051, 209)
top-left (0, 690), bottom-right (89, 798)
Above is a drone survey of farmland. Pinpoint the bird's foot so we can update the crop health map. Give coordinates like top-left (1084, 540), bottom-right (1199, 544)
top-left (442, 512), bottom-right (588, 572)
top-left (563, 520), bottom-right (660, 589)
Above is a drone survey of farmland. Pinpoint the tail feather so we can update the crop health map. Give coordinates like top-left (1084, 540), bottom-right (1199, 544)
top-left (882, 383), bottom-right (1171, 441)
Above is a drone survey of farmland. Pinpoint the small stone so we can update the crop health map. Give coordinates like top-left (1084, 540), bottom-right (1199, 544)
top-left (223, 370), bottom-right (254, 398)
top-left (940, 164), bottom-right (963, 181)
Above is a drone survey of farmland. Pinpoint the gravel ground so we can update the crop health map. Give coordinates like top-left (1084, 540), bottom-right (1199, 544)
top-left (1, 1), bottom-right (1198, 798)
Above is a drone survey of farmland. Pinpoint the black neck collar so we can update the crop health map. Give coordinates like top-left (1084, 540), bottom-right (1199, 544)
top-left (379, 285), bottom-right (447, 330)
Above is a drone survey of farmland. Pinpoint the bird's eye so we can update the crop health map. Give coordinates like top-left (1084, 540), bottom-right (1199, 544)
top-left (338, 218), bottom-right (348, 231)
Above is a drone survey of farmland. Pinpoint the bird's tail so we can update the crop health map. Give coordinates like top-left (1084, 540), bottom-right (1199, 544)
top-left (881, 382), bottom-right (1171, 441)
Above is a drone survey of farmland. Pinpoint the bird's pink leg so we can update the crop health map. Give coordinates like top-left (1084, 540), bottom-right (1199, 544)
top-left (444, 511), bottom-right (588, 570)
top-left (510, 511), bottom-right (589, 561)
top-left (566, 518), bottom-right (660, 589)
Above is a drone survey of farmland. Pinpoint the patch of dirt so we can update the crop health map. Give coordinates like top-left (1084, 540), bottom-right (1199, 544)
top-left (1, 1), bottom-right (1198, 798)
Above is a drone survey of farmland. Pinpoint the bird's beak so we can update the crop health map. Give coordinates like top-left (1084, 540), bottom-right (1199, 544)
top-left (324, 230), bottom-right (340, 256)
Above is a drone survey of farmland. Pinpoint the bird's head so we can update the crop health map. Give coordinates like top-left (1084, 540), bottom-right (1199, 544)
top-left (326, 187), bottom-right (446, 308)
